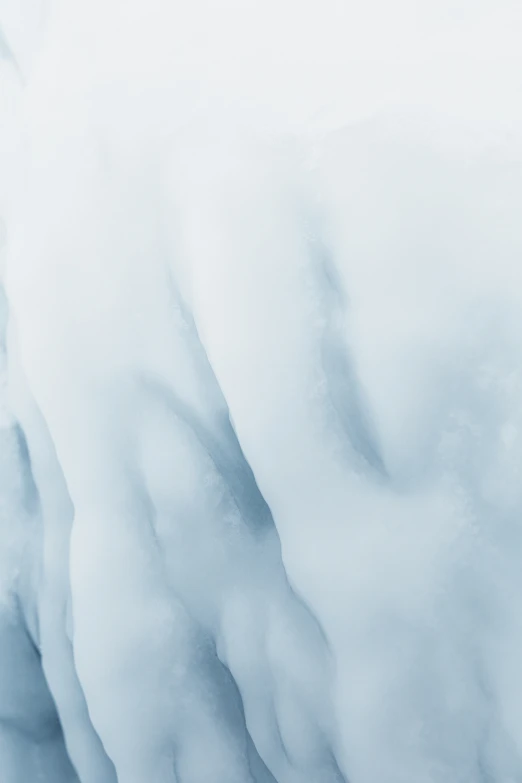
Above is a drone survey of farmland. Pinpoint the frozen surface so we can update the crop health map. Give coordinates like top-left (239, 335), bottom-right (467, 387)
top-left (2, 1), bottom-right (522, 782)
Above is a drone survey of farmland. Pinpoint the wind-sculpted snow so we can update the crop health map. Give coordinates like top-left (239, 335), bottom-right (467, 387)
top-left (2, 2), bottom-right (522, 782)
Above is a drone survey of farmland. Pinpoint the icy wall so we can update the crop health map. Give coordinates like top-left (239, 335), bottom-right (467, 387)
top-left (2, 2), bottom-right (522, 782)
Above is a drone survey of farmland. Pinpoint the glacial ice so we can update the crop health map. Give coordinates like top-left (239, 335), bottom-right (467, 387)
top-left (2, 1), bottom-right (522, 782)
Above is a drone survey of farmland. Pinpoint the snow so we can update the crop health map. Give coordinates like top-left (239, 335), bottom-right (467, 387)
top-left (2, 1), bottom-right (522, 782)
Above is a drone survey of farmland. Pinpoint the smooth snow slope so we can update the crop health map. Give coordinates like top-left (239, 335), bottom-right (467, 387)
top-left (2, 1), bottom-right (522, 782)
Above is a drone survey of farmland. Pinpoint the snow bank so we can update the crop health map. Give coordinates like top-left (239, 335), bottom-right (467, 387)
top-left (2, 1), bottom-right (522, 782)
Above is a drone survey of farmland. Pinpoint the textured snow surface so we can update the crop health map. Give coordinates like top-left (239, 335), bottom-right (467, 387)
top-left (2, 1), bottom-right (522, 782)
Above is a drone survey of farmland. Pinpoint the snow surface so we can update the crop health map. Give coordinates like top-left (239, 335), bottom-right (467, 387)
top-left (2, 1), bottom-right (522, 782)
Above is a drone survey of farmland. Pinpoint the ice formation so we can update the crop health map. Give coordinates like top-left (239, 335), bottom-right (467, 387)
top-left (2, 1), bottom-right (522, 782)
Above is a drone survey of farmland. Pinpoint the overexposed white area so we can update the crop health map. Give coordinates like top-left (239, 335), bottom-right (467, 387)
top-left (2, 1), bottom-right (522, 782)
